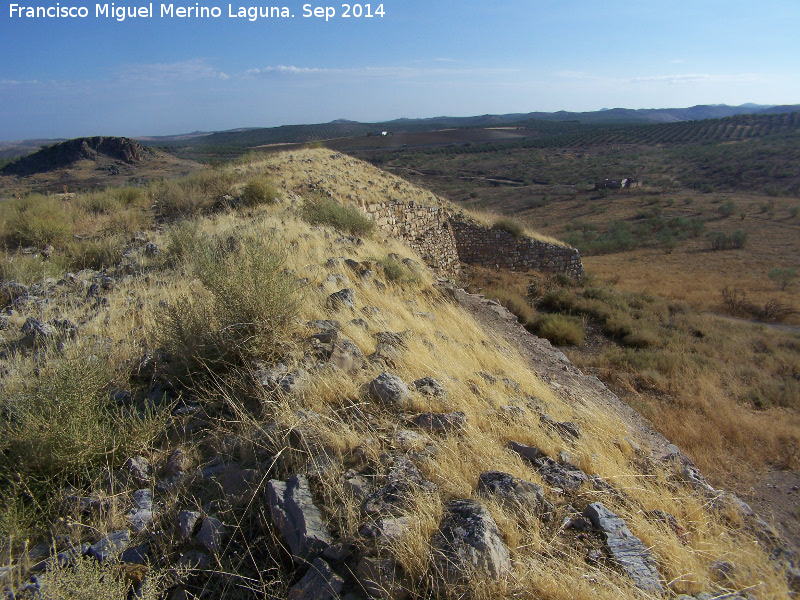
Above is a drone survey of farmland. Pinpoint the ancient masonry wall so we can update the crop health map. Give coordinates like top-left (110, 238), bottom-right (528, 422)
top-left (360, 201), bottom-right (584, 278)
top-left (362, 200), bottom-right (461, 275)
top-left (451, 220), bottom-right (584, 278)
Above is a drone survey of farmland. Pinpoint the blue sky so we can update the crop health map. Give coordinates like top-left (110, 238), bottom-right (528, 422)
top-left (1, 0), bottom-right (799, 140)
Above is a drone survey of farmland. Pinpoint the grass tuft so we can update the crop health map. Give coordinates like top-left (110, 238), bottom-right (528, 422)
top-left (534, 313), bottom-right (585, 346)
top-left (157, 229), bottom-right (300, 382)
top-left (301, 196), bottom-right (375, 236)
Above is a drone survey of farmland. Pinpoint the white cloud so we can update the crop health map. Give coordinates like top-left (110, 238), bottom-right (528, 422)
top-left (243, 64), bottom-right (518, 80)
top-left (0, 79), bottom-right (41, 86)
top-left (630, 73), bottom-right (759, 85)
top-left (119, 59), bottom-right (229, 82)
top-left (556, 70), bottom-right (759, 86)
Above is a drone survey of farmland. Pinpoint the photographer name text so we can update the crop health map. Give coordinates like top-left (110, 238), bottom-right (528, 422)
top-left (7, 2), bottom-right (384, 21)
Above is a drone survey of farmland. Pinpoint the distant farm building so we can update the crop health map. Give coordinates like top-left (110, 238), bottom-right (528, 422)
top-left (594, 178), bottom-right (641, 190)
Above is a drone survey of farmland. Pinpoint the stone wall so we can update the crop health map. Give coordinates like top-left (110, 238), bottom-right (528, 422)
top-left (450, 220), bottom-right (584, 278)
top-left (360, 200), bottom-right (584, 278)
top-left (362, 200), bottom-right (461, 275)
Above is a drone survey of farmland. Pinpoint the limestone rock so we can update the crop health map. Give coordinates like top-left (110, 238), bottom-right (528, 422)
top-left (195, 516), bottom-right (228, 554)
top-left (359, 516), bottom-right (413, 545)
top-left (540, 414), bottom-right (581, 441)
top-left (87, 530), bottom-right (130, 562)
top-left (125, 456), bottom-right (152, 485)
top-left (307, 319), bottom-right (342, 332)
top-left (288, 557), bottom-right (344, 600)
top-left (533, 456), bottom-right (588, 491)
top-left (391, 429), bottom-right (428, 451)
top-left (342, 470), bottom-right (374, 501)
top-left (127, 489), bottom-right (154, 533)
top-left (326, 288), bottom-right (356, 310)
top-left (369, 343), bottom-right (402, 367)
top-left (477, 471), bottom-right (553, 519)
top-left (368, 372), bottom-right (412, 408)
top-left (583, 502), bottom-right (664, 594)
top-left (268, 474), bottom-right (332, 564)
top-left (177, 510), bottom-right (202, 540)
top-left (21, 317), bottom-right (56, 346)
top-left (374, 331), bottom-right (411, 348)
top-left (499, 405), bottom-right (526, 421)
top-left (166, 447), bottom-right (192, 476)
top-left (507, 441), bottom-right (545, 462)
top-left (329, 339), bottom-right (365, 373)
top-left (176, 550), bottom-right (211, 571)
top-left (356, 556), bottom-right (408, 600)
top-left (431, 499), bottom-right (511, 585)
top-left (362, 457), bottom-right (436, 517)
top-left (413, 376), bottom-right (446, 398)
top-left (509, 442), bottom-right (588, 491)
top-left (411, 411), bottom-right (467, 433)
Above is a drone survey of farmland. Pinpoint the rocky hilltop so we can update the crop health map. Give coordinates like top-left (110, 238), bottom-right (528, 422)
top-left (0, 149), bottom-right (796, 599)
top-left (0, 137), bottom-right (153, 176)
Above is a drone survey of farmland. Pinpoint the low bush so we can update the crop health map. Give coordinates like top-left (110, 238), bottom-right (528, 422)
top-left (717, 201), bottom-right (736, 218)
top-left (708, 229), bottom-right (747, 250)
top-left (158, 231), bottom-right (300, 382)
top-left (538, 288), bottom-right (578, 312)
top-left (0, 344), bottom-right (169, 482)
top-left (78, 191), bottom-right (120, 215)
top-left (66, 235), bottom-right (125, 271)
top-left (485, 287), bottom-right (537, 329)
top-left (492, 217), bottom-right (526, 237)
top-left (768, 266), bottom-right (797, 290)
top-left (27, 554), bottom-right (169, 600)
top-left (1, 195), bottom-right (74, 248)
top-left (240, 177), bottom-right (279, 207)
top-left (148, 179), bottom-right (203, 219)
top-left (601, 311), bottom-right (635, 338)
top-left (534, 314), bottom-right (585, 346)
top-left (623, 329), bottom-right (660, 348)
top-left (377, 255), bottom-right (423, 286)
top-left (301, 197), bottom-right (375, 237)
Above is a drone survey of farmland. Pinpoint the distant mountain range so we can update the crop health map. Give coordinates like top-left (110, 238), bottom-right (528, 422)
top-left (138, 103), bottom-right (800, 149)
top-left (2, 103), bottom-right (798, 161)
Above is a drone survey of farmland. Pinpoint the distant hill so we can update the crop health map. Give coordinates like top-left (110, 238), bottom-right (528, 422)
top-left (1, 137), bottom-right (154, 176)
top-left (140, 103), bottom-right (798, 158)
top-left (0, 136), bottom-right (201, 194)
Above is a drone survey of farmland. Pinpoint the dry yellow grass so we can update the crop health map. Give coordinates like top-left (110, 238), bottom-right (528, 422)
top-left (0, 149), bottom-right (794, 599)
top-left (155, 202), bottom-right (791, 598)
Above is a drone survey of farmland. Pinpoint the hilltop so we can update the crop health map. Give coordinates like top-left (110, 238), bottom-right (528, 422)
top-left (0, 136), bottom-right (200, 194)
top-left (0, 149), bottom-right (797, 599)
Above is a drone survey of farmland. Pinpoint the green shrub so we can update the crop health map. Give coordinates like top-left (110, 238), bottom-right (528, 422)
top-left (708, 229), bottom-right (747, 250)
top-left (0, 344), bottom-right (169, 480)
top-left (717, 201), bottom-right (736, 218)
top-left (377, 256), bottom-right (422, 286)
top-left (301, 198), bottom-right (375, 237)
top-left (148, 179), bottom-right (205, 219)
top-left (485, 288), bottom-right (537, 329)
top-left (538, 288), bottom-right (578, 313)
top-left (1, 195), bottom-right (73, 248)
top-left (25, 554), bottom-right (169, 600)
top-left (623, 329), bottom-right (660, 348)
top-left (240, 178), bottom-right (279, 207)
top-left (602, 311), bottom-right (635, 338)
top-left (492, 217), bottom-right (525, 237)
top-left (535, 314), bottom-right (585, 346)
top-left (158, 231), bottom-right (299, 381)
top-left (116, 186), bottom-right (144, 206)
top-left (66, 235), bottom-right (125, 271)
top-left (768, 267), bottom-right (797, 290)
top-left (165, 219), bottom-right (201, 264)
top-left (0, 251), bottom-right (69, 285)
top-left (78, 191), bottom-right (120, 215)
